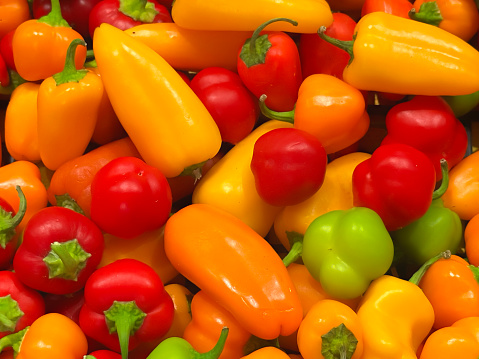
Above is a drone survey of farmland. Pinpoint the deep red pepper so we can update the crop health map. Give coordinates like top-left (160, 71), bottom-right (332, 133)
top-left (0, 53), bottom-right (9, 88)
top-left (190, 67), bottom-right (259, 144)
top-left (352, 143), bottom-right (442, 231)
top-left (380, 95), bottom-right (468, 181)
top-left (0, 30), bottom-right (16, 72)
top-left (0, 271), bottom-right (45, 341)
top-left (32, 0), bottom-right (103, 39)
top-left (361, 0), bottom-right (414, 18)
top-left (298, 12), bottom-right (356, 80)
top-left (86, 350), bottom-right (122, 359)
top-left (88, 0), bottom-right (172, 39)
top-left (237, 18), bottom-right (303, 112)
top-left (79, 258), bottom-right (174, 359)
top-left (12, 206), bottom-right (105, 295)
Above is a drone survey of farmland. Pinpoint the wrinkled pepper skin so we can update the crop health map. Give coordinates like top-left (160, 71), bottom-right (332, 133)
top-left (164, 203), bottom-right (303, 340)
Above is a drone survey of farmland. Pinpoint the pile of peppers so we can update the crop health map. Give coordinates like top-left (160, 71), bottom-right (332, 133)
top-left (3, 0), bottom-right (479, 358)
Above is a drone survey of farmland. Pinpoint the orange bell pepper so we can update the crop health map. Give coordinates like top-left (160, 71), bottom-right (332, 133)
top-left (4, 82), bottom-right (41, 162)
top-left (0, 161), bottom-right (48, 232)
top-left (240, 347), bottom-right (291, 359)
top-left (11, 0), bottom-right (86, 82)
top-left (37, 39), bottom-right (103, 171)
top-left (418, 253), bottom-right (479, 329)
top-left (410, 0), bottom-right (479, 42)
top-left (442, 149), bottom-right (479, 220)
top-left (465, 213), bottom-right (479, 266)
top-left (47, 137), bottom-right (141, 218)
top-left (297, 299), bottom-right (364, 359)
top-left (125, 23), bottom-right (254, 72)
top-left (183, 290), bottom-right (252, 359)
top-left (164, 203), bottom-right (303, 340)
top-left (260, 74), bottom-right (370, 154)
top-left (0, 0), bottom-right (30, 39)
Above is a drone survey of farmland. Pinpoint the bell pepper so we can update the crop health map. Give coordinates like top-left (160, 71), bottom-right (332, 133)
top-left (259, 73), bottom-right (369, 154)
top-left (146, 327), bottom-right (229, 359)
top-left (94, 24), bottom-right (222, 178)
top-left (273, 152), bottom-right (371, 251)
top-left (465, 212), bottom-right (479, 266)
top-left (391, 198), bottom-right (463, 268)
top-left (0, 271), bottom-right (45, 341)
top-left (442, 149), bottom-right (479, 220)
top-left (164, 203), bottom-right (303, 340)
top-left (241, 347), bottom-right (290, 359)
top-left (11, 0), bottom-right (86, 82)
top-left (443, 90), bottom-right (479, 118)
top-left (0, 0), bottom-right (30, 39)
top-left (409, 0), bottom-right (479, 41)
top-left (99, 226), bottom-right (179, 285)
top-left (42, 289), bottom-right (85, 324)
top-left (299, 12), bottom-right (356, 80)
top-left (37, 39), bottom-right (104, 171)
top-left (192, 120), bottom-right (292, 237)
top-left (286, 206), bottom-right (394, 300)
top-left (0, 31), bottom-right (17, 73)
top-left (4, 82), bottom-right (41, 162)
top-left (47, 137), bottom-right (141, 218)
top-left (12, 206), bottom-right (105, 295)
top-left (0, 161), bottom-right (48, 233)
top-left (356, 274), bottom-right (435, 358)
top-left (125, 23), bottom-right (255, 73)
top-left (361, 0), bottom-right (413, 17)
top-left (237, 18), bottom-right (302, 112)
top-left (318, 11), bottom-right (479, 96)
top-left (79, 258), bottom-right (174, 359)
top-left (170, 0), bottom-right (333, 33)
top-left (88, 0), bottom-right (172, 38)
top-left (161, 284), bottom-right (192, 340)
top-left (352, 143), bottom-right (442, 231)
top-left (381, 95), bottom-right (468, 181)
top-left (183, 291), bottom-right (251, 359)
top-left (297, 299), bottom-right (363, 359)
top-left (86, 350), bottom-right (122, 359)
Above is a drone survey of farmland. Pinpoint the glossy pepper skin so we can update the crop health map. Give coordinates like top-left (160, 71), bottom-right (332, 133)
top-left (0, 0), bottom-right (31, 39)
top-left (79, 259), bottom-right (174, 359)
top-left (381, 95), bottom-right (467, 181)
top-left (241, 347), bottom-right (290, 359)
top-left (164, 203), bottom-right (303, 340)
top-left (94, 23), bottom-right (222, 178)
top-left (13, 206), bottom-right (105, 295)
top-left (361, 0), bottom-right (413, 18)
top-left (318, 11), bottom-right (479, 96)
top-left (465, 213), bottom-right (479, 266)
top-left (352, 143), bottom-right (437, 231)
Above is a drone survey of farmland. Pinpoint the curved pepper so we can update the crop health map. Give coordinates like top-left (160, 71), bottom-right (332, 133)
top-left (170, 0), bottom-right (333, 33)
top-left (318, 11), bottom-right (479, 96)
top-left (192, 120), bottom-right (293, 237)
top-left (164, 203), bottom-right (303, 340)
top-left (93, 23), bottom-right (222, 178)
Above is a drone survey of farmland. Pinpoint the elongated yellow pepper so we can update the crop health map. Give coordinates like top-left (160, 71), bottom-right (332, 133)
top-left (93, 23), bottom-right (222, 178)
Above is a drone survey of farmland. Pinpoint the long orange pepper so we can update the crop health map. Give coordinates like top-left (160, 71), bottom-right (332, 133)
top-left (47, 137), bottom-right (141, 218)
top-left (164, 203), bottom-right (303, 340)
top-left (125, 23), bottom-right (255, 72)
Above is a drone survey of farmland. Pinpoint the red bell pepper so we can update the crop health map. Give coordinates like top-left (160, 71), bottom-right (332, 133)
top-left (352, 143), bottom-right (445, 231)
top-left (78, 258), bottom-right (174, 359)
top-left (0, 271), bottom-right (45, 341)
top-left (0, 30), bottom-right (16, 72)
top-left (0, 55), bottom-right (9, 88)
top-left (86, 350), bottom-right (122, 359)
top-left (380, 95), bottom-right (468, 181)
top-left (190, 67), bottom-right (259, 144)
top-left (298, 12), bottom-right (356, 80)
top-left (361, 0), bottom-right (414, 18)
top-left (12, 206), bottom-right (105, 295)
top-left (88, 0), bottom-right (172, 39)
top-left (237, 18), bottom-right (303, 112)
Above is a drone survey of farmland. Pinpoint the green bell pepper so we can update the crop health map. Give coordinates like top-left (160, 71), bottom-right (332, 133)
top-left (301, 207), bottom-right (394, 300)
top-left (442, 91), bottom-right (479, 118)
top-left (391, 198), bottom-right (463, 268)
top-left (146, 327), bottom-right (228, 359)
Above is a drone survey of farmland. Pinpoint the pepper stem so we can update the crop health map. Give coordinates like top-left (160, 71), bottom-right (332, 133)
top-left (52, 39), bottom-right (88, 86)
top-left (408, 2), bottom-right (443, 27)
top-left (37, 0), bottom-right (70, 27)
top-left (119, 0), bottom-right (159, 22)
top-left (317, 26), bottom-right (355, 64)
top-left (0, 294), bottom-right (24, 333)
top-left (321, 323), bottom-right (358, 359)
top-left (409, 250), bottom-right (451, 285)
top-left (0, 327), bottom-right (28, 354)
top-left (432, 158), bottom-right (449, 200)
top-left (0, 186), bottom-right (26, 249)
top-left (197, 327), bottom-right (229, 359)
top-left (55, 194), bottom-right (85, 215)
top-left (259, 95), bottom-right (295, 123)
top-left (43, 239), bottom-right (92, 280)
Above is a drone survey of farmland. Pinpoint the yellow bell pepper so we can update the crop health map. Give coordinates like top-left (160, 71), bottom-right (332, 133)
top-left (319, 11), bottom-right (479, 96)
top-left (171, 0), bottom-right (333, 33)
top-left (356, 275), bottom-right (435, 358)
top-left (93, 23), bottom-right (222, 178)
top-left (273, 152), bottom-right (371, 250)
top-left (192, 120), bottom-right (293, 237)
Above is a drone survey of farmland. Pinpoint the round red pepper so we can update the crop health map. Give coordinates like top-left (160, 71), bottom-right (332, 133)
top-left (0, 30), bottom-right (16, 72)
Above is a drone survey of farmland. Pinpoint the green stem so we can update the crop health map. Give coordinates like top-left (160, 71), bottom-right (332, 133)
top-left (43, 239), bottom-right (91, 280)
top-left (0, 327), bottom-right (28, 354)
top-left (259, 95), bottom-right (295, 123)
top-left (408, 2), bottom-right (443, 27)
top-left (282, 241), bottom-right (303, 267)
top-left (321, 323), bottom-right (358, 359)
top-left (249, 18), bottom-right (297, 57)
top-left (196, 327), bottom-right (229, 359)
top-left (317, 26), bottom-right (354, 64)
top-left (52, 39), bottom-right (88, 86)
top-left (409, 250), bottom-right (451, 285)
top-left (0, 186), bottom-right (26, 249)
top-left (55, 194), bottom-right (85, 215)
top-left (432, 158), bottom-right (449, 200)
top-left (119, 0), bottom-right (159, 22)
top-left (37, 0), bottom-right (70, 27)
